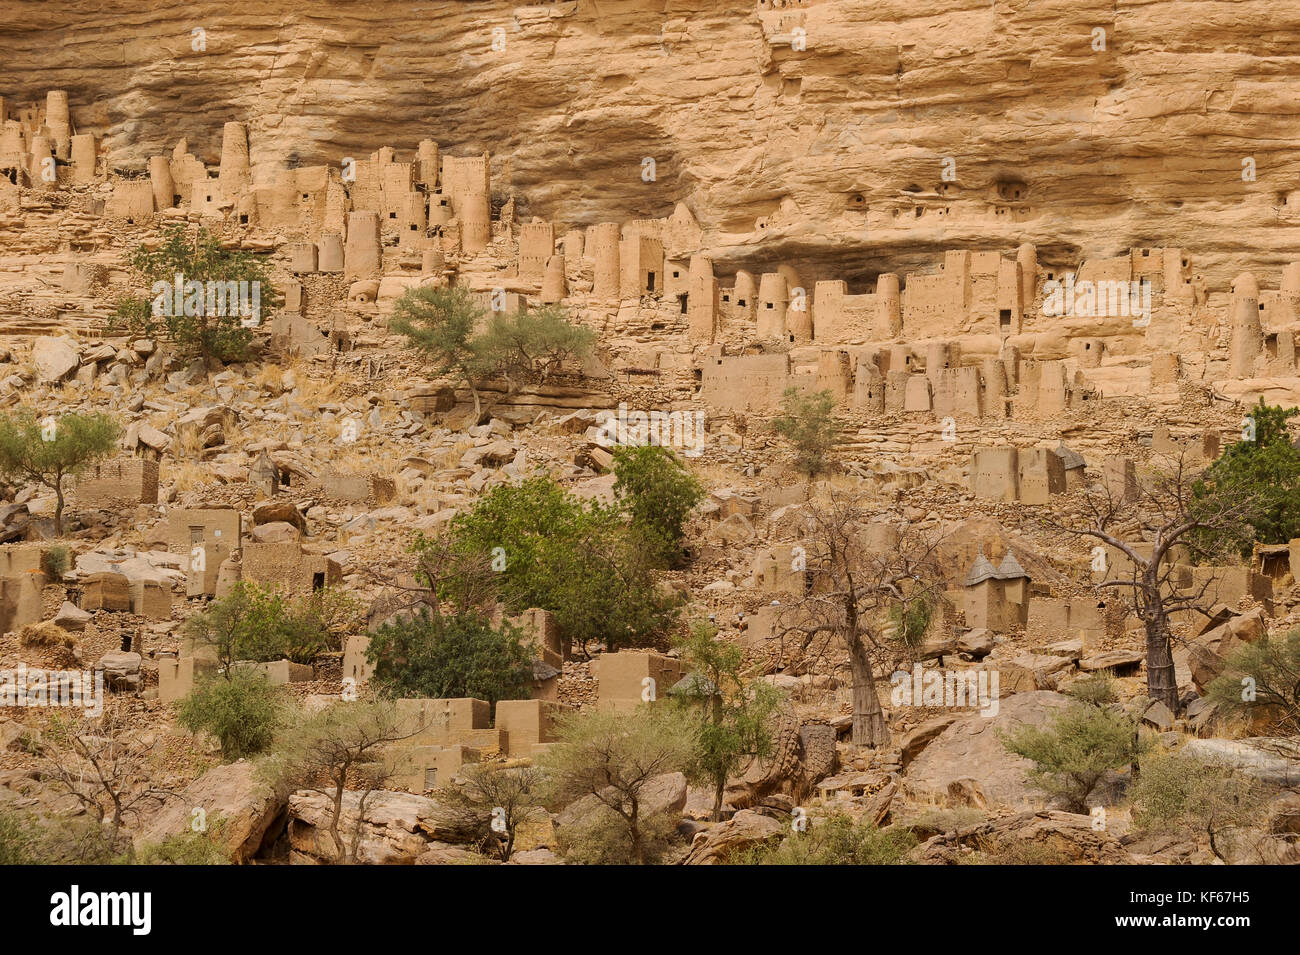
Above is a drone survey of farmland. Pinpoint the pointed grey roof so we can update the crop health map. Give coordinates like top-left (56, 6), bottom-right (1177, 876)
top-left (668, 671), bottom-right (717, 698)
top-left (532, 659), bottom-right (561, 681)
top-left (995, 550), bottom-right (1029, 581)
top-left (1053, 442), bottom-right (1086, 470)
top-left (965, 549), bottom-right (1000, 586)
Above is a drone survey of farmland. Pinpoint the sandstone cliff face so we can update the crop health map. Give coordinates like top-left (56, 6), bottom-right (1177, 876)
top-left (3, 0), bottom-right (1299, 288)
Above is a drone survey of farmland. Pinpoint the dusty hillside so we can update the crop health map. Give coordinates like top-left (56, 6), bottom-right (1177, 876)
top-left (0, 1), bottom-right (1297, 875)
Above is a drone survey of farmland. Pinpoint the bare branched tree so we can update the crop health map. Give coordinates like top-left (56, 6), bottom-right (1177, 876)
top-left (263, 700), bottom-right (418, 864)
top-left (1048, 450), bottom-right (1258, 714)
top-left (774, 491), bottom-right (949, 747)
top-left (360, 530), bottom-right (498, 626)
top-left (436, 763), bottom-right (546, 861)
top-left (39, 708), bottom-right (175, 852)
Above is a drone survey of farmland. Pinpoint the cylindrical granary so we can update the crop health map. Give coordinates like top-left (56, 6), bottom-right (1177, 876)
top-left (756, 272), bottom-right (789, 339)
top-left (148, 155), bottom-right (174, 211)
top-left (318, 232), bottom-right (345, 272)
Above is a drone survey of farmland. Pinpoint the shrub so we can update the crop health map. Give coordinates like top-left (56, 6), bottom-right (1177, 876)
top-left (0, 809), bottom-right (125, 864)
top-left (559, 804), bottom-right (682, 866)
top-left (0, 409), bottom-right (121, 535)
top-left (1129, 750), bottom-right (1263, 861)
top-left (772, 387), bottom-right (838, 478)
top-left (392, 287), bottom-right (594, 421)
top-left (176, 669), bottom-right (285, 761)
top-left (259, 701), bottom-right (409, 864)
top-left (0, 808), bottom-right (37, 864)
top-left (121, 225), bottom-right (278, 363)
top-left (543, 706), bottom-right (694, 865)
top-left (674, 622), bottom-right (781, 820)
top-left (365, 609), bottom-right (533, 706)
top-left (735, 813), bottom-right (916, 865)
top-left (1065, 670), bottom-right (1119, 707)
top-left (1190, 399), bottom-right (1300, 559)
top-left (1207, 629), bottom-right (1300, 735)
top-left (447, 476), bottom-right (681, 654)
top-left (612, 444), bottom-right (703, 568)
top-left (435, 763), bottom-right (546, 861)
top-left (1000, 703), bottom-right (1148, 813)
top-left (182, 581), bottom-right (333, 671)
top-left (40, 545), bottom-right (70, 581)
top-left (135, 824), bottom-right (232, 865)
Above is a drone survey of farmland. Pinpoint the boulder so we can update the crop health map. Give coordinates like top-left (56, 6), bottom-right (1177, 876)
top-left (797, 724), bottom-right (837, 791)
top-left (912, 810), bottom-right (1137, 864)
top-left (1183, 608), bottom-right (1267, 692)
top-left (1079, 649), bottom-right (1144, 673)
top-left (996, 651), bottom-right (1074, 694)
top-left (957, 628), bottom-right (995, 658)
top-left (250, 521), bottom-right (301, 543)
top-left (901, 691), bottom-right (1073, 809)
top-left (287, 788), bottom-right (490, 865)
top-left (505, 847), bottom-right (563, 865)
top-left (252, 500), bottom-right (307, 533)
top-left (900, 715), bottom-right (960, 769)
top-left (709, 513), bottom-right (755, 545)
top-left (94, 650), bottom-right (142, 692)
top-left (133, 760), bottom-right (283, 863)
top-left (1140, 699), bottom-right (1175, 731)
top-left (32, 336), bottom-right (79, 383)
top-left (53, 601), bottom-right (92, 631)
top-left (1181, 737), bottom-right (1300, 786)
top-left (414, 843), bottom-right (494, 865)
top-left (682, 809), bottom-right (785, 865)
top-left (136, 425), bottom-right (171, 453)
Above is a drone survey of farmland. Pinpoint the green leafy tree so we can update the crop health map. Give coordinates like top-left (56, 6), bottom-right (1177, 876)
top-left (1129, 750), bottom-right (1263, 862)
top-left (1001, 703), bottom-right (1149, 813)
top-left (736, 812), bottom-right (917, 865)
top-left (392, 288), bottom-right (594, 423)
top-left (182, 581), bottom-right (333, 671)
top-left (543, 706), bottom-right (694, 865)
top-left (390, 286), bottom-right (489, 418)
top-left (477, 304), bottom-right (596, 394)
top-left (115, 225), bottom-right (278, 363)
top-left (612, 444), bottom-right (704, 568)
top-left (0, 409), bottom-right (120, 535)
top-left (1207, 629), bottom-right (1300, 735)
top-left (446, 476), bottom-right (681, 655)
top-left (673, 622), bottom-right (781, 820)
top-left (364, 609), bottom-right (533, 706)
top-left (176, 669), bottom-right (286, 761)
top-left (1191, 399), bottom-right (1300, 557)
top-left (772, 387), bottom-right (838, 479)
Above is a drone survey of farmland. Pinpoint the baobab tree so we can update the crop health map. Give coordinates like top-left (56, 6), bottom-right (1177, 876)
top-left (1051, 451), bottom-right (1258, 714)
top-left (774, 492), bottom-right (948, 747)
